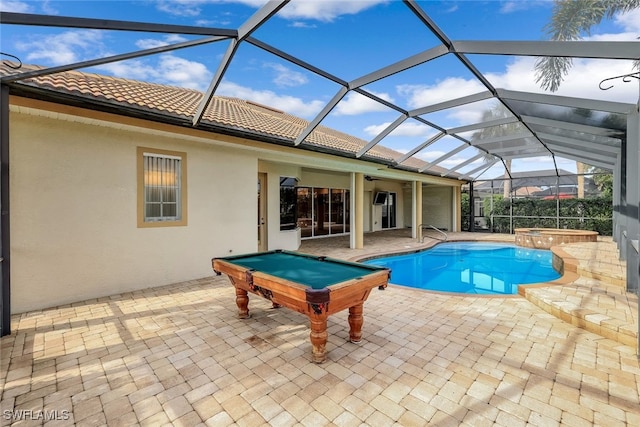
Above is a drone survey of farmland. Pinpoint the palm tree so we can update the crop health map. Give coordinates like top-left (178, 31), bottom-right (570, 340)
top-left (535, 0), bottom-right (640, 92)
top-left (471, 103), bottom-right (520, 198)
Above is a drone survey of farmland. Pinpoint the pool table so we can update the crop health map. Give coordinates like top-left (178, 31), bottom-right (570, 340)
top-left (212, 250), bottom-right (390, 363)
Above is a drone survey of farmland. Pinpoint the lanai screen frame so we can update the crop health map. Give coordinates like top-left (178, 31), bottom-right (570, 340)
top-left (0, 0), bottom-right (638, 339)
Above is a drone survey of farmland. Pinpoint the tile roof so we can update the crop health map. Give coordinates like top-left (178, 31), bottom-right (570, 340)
top-left (1, 63), bottom-right (450, 176)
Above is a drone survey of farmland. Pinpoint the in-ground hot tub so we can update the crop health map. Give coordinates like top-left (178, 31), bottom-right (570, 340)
top-left (515, 228), bottom-right (598, 249)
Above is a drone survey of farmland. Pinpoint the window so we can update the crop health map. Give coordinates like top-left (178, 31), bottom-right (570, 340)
top-left (137, 147), bottom-right (187, 227)
top-left (373, 192), bottom-right (388, 205)
top-left (280, 177), bottom-right (297, 231)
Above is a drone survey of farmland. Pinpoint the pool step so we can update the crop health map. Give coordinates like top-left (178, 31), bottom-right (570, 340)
top-left (519, 240), bottom-right (638, 350)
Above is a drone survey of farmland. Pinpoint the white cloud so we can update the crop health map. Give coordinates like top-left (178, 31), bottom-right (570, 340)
top-left (334, 91), bottom-right (394, 115)
top-left (499, 1), bottom-right (548, 14)
top-left (217, 81), bottom-right (325, 118)
top-left (486, 56), bottom-right (638, 104)
top-left (385, 53), bottom-right (636, 134)
top-left (155, 0), bottom-right (267, 17)
top-left (155, 0), bottom-right (204, 17)
top-left (41, 0), bottom-right (58, 15)
top-left (97, 60), bottom-right (160, 82)
top-left (16, 30), bottom-right (105, 65)
top-left (136, 34), bottom-right (187, 49)
top-left (415, 150), bottom-right (446, 163)
top-left (98, 54), bottom-right (212, 90)
top-left (0, 0), bottom-right (32, 12)
top-left (397, 78), bottom-right (487, 110)
top-left (135, 34), bottom-right (189, 50)
top-left (396, 78), bottom-right (494, 125)
top-left (152, 0), bottom-right (386, 22)
top-left (290, 21), bottom-right (317, 29)
top-left (363, 120), bottom-right (432, 138)
top-left (156, 55), bottom-right (213, 89)
top-left (614, 8), bottom-right (640, 33)
top-left (278, 0), bottom-right (387, 23)
top-left (263, 63), bottom-right (308, 88)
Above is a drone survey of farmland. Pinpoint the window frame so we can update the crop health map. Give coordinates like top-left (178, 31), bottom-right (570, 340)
top-left (137, 147), bottom-right (187, 228)
top-left (279, 176), bottom-right (298, 231)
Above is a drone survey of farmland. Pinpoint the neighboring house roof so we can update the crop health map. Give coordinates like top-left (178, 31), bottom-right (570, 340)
top-left (2, 63), bottom-right (455, 179)
top-left (513, 186), bottom-right (542, 197)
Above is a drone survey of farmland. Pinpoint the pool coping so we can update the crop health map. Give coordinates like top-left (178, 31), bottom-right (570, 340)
top-left (349, 237), bottom-right (637, 348)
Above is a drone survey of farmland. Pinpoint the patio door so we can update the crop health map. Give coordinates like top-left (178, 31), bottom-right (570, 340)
top-left (381, 192), bottom-right (397, 229)
top-left (258, 173), bottom-right (267, 251)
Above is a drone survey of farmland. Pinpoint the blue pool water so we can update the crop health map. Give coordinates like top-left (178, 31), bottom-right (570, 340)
top-left (362, 242), bottom-right (560, 295)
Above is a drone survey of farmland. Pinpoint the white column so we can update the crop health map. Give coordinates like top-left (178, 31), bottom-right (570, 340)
top-left (412, 181), bottom-right (422, 240)
top-left (350, 172), bottom-right (364, 249)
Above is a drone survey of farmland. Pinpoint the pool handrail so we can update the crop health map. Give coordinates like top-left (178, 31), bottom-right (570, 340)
top-left (418, 224), bottom-right (448, 243)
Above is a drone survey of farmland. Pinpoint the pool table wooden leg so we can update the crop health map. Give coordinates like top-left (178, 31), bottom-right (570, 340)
top-left (234, 286), bottom-right (250, 319)
top-left (348, 303), bottom-right (364, 343)
top-left (309, 314), bottom-right (328, 363)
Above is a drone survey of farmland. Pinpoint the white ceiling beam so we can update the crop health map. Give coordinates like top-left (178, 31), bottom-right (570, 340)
top-left (192, 1), bottom-right (290, 126)
top-left (409, 91), bottom-right (494, 116)
top-left (521, 115), bottom-right (623, 139)
top-left (469, 132), bottom-right (533, 146)
top-left (447, 116), bottom-right (520, 135)
top-left (441, 153), bottom-right (485, 176)
top-left (419, 144), bottom-right (469, 172)
top-left (453, 40), bottom-right (640, 60)
top-left (498, 89), bottom-right (635, 114)
top-left (295, 87), bottom-right (349, 146)
top-left (487, 145), bottom-right (547, 155)
top-left (547, 146), bottom-right (617, 167)
top-left (458, 159), bottom-right (499, 181)
top-left (357, 114), bottom-right (408, 158)
top-left (395, 132), bottom-right (445, 164)
top-left (350, 45), bottom-right (449, 88)
top-left (545, 143), bottom-right (618, 162)
top-left (538, 132), bottom-right (620, 155)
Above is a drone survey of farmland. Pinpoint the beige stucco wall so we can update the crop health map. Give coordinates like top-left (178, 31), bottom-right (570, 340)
top-left (10, 111), bottom-right (258, 313)
top-left (8, 99), bottom-right (463, 313)
top-left (422, 185), bottom-right (454, 231)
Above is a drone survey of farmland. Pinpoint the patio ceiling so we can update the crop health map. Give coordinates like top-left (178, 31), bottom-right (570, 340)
top-left (1, 0), bottom-right (638, 181)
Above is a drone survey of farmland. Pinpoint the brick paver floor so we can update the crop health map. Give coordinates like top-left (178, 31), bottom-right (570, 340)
top-left (1, 230), bottom-right (639, 426)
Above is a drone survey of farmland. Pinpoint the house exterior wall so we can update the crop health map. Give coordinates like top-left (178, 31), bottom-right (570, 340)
top-left (10, 110), bottom-right (257, 313)
top-left (7, 99), bottom-right (463, 314)
top-left (423, 185), bottom-right (454, 231)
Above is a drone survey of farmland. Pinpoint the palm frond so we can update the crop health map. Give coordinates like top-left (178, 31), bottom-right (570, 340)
top-left (536, 0), bottom-right (640, 92)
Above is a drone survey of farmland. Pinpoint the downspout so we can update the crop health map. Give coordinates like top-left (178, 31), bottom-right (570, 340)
top-left (1, 84), bottom-right (10, 337)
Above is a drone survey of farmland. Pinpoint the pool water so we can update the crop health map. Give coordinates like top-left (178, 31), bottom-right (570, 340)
top-left (362, 242), bottom-right (560, 295)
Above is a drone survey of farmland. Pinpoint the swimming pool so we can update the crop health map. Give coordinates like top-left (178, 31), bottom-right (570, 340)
top-left (362, 242), bottom-right (560, 295)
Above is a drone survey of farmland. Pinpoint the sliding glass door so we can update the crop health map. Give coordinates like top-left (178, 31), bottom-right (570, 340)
top-left (296, 187), bottom-right (350, 238)
top-left (381, 192), bottom-right (396, 229)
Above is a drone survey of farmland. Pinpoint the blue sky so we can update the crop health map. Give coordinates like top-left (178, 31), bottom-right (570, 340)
top-left (1, 0), bottom-right (639, 178)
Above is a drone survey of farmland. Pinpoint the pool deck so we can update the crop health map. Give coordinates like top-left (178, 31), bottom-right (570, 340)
top-left (1, 230), bottom-right (639, 426)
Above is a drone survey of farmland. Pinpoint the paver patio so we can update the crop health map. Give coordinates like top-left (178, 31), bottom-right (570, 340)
top-left (1, 231), bottom-right (639, 426)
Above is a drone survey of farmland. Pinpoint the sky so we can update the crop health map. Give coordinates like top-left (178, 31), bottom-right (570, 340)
top-left (1, 0), bottom-right (639, 179)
